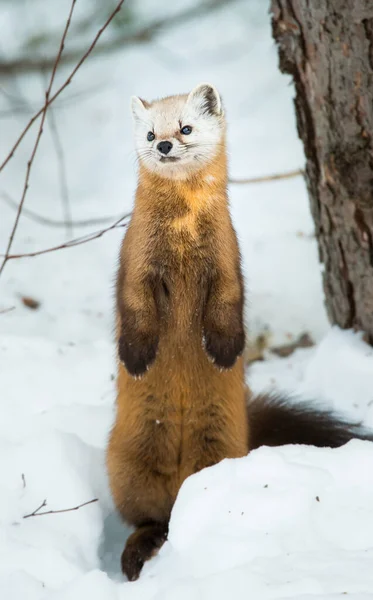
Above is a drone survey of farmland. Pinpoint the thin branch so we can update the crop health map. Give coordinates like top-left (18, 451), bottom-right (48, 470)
top-left (23, 499), bottom-right (47, 518)
top-left (229, 168), bottom-right (304, 184)
top-left (0, 191), bottom-right (124, 228)
top-left (0, 306), bottom-right (16, 314)
top-left (0, 84), bottom-right (108, 120)
top-left (0, 166), bottom-right (303, 261)
top-left (0, 0), bottom-right (125, 175)
top-left (1, 167), bottom-right (303, 233)
top-left (2, 214), bottom-right (130, 261)
top-left (0, 0), bottom-right (78, 278)
top-left (0, 0), bottom-right (236, 76)
top-left (23, 498), bottom-right (98, 519)
top-left (0, 82), bottom-right (33, 117)
top-left (46, 102), bottom-right (73, 237)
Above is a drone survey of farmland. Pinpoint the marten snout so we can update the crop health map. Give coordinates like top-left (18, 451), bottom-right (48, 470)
top-left (157, 141), bottom-right (173, 155)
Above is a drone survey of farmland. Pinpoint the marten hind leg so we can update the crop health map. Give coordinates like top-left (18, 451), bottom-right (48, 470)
top-left (107, 451), bottom-right (173, 581)
top-left (107, 422), bottom-right (177, 580)
top-left (121, 521), bottom-right (168, 581)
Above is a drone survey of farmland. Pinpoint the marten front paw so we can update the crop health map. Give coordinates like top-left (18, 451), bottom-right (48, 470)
top-left (118, 332), bottom-right (159, 378)
top-left (203, 328), bottom-right (245, 369)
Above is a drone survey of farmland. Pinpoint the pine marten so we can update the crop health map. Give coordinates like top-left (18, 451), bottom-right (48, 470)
top-left (107, 83), bottom-right (373, 582)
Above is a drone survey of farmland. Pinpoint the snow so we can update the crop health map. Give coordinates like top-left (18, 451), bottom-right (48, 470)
top-left (1, 0), bottom-right (373, 598)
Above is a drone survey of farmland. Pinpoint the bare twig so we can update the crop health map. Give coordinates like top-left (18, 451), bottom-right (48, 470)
top-left (0, 82), bottom-right (33, 119)
top-left (0, 84), bottom-right (108, 120)
top-left (0, 167), bottom-right (303, 237)
top-left (0, 306), bottom-right (16, 314)
top-left (47, 104), bottom-right (73, 237)
top-left (23, 498), bottom-right (98, 519)
top-left (0, 0), bottom-right (125, 175)
top-left (0, 0), bottom-right (78, 278)
top-left (0, 165), bottom-right (303, 262)
top-left (2, 214), bottom-right (130, 261)
top-left (24, 499), bottom-right (47, 518)
top-left (229, 169), bottom-right (304, 185)
top-left (1, 191), bottom-right (124, 228)
top-left (0, 0), bottom-right (236, 76)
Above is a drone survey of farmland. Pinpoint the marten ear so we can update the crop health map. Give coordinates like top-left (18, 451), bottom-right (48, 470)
top-left (187, 83), bottom-right (223, 117)
top-left (130, 96), bottom-right (149, 122)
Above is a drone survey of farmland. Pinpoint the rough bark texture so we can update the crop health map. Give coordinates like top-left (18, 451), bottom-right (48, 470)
top-left (271, 0), bottom-right (373, 339)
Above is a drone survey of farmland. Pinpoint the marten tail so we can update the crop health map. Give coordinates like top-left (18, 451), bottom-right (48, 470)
top-left (247, 394), bottom-right (373, 451)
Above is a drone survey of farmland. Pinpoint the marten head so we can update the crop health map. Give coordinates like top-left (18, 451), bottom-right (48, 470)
top-left (130, 83), bottom-right (225, 180)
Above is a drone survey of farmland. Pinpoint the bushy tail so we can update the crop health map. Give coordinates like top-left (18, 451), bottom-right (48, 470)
top-left (247, 394), bottom-right (373, 451)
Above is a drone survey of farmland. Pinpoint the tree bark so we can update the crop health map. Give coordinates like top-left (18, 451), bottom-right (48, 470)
top-left (271, 0), bottom-right (373, 339)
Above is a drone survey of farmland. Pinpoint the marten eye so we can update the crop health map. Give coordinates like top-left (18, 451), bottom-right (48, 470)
top-left (180, 125), bottom-right (192, 135)
top-left (147, 131), bottom-right (155, 142)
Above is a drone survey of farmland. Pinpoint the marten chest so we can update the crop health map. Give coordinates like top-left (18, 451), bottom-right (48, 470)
top-left (151, 218), bottom-right (215, 329)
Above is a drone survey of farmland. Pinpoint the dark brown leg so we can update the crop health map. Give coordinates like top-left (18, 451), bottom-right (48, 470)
top-left (121, 522), bottom-right (168, 581)
top-left (202, 272), bottom-right (245, 370)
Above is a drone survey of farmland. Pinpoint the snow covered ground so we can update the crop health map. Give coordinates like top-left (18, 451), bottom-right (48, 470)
top-left (1, 1), bottom-right (373, 598)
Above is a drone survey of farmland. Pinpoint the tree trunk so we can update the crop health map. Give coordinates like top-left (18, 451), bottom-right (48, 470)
top-left (271, 0), bottom-right (373, 340)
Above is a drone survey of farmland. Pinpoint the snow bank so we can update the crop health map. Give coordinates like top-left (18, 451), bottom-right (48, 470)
top-left (0, 337), bottom-right (116, 599)
top-left (1, 330), bottom-right (373, 599)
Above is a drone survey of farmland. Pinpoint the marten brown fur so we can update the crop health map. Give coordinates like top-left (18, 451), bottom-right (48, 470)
top-left (106, 83), bottom-right (373, 581)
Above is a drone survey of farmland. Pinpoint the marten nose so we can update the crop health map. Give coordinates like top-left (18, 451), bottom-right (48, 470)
top-left (157, 141), bottom-right (173, 155)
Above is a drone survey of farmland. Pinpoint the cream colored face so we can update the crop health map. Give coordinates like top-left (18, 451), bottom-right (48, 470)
top-left (131, 83), bottom-right (225, 179)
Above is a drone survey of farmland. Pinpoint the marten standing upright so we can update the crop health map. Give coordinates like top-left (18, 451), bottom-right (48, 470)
top-left (107, 83), bottom-right (373, 582)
